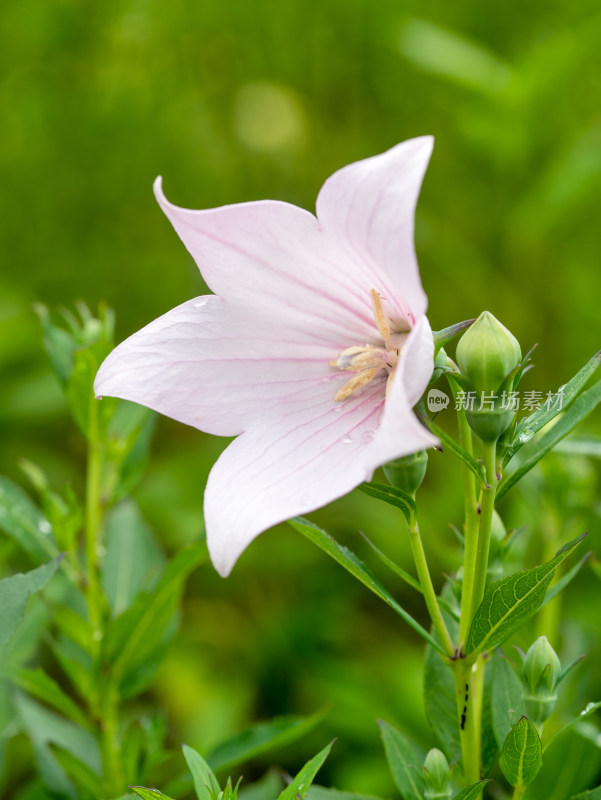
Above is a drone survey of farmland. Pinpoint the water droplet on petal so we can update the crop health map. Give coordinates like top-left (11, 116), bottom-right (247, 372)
top-left (341, 434), bottom-right (353, 444)
top-left (321, 376), bottom-right (330, 383)
top-left (361, 429), bottom-right (377, 443)
top-left (193, 298), bottom-right (210, 308)
top-left (333, 405), bottom-right (342, 413)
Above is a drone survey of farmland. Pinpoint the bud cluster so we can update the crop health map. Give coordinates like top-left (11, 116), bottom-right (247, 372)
top-left (423, 748), bottom-right (453, 800)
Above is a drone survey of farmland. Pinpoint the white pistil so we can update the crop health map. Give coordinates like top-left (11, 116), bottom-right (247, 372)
top-left (331, 290), bottom-right (408, 402)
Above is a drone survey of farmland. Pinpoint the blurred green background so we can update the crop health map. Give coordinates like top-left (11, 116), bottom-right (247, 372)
top-left (1, 0), bottom-right (601, 796)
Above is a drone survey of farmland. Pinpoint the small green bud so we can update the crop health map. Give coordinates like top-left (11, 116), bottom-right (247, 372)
top-left (456, 311), bottom-right (521, 441)
top-left (456, 311), bottom-right (521, 393)
top-left (423, 749), bottom-right (452, 799)
top-left (523, 636), bottom-right (561, 694)
top-left (384, 450), bottom-right (428, 497)
top-left (521, 636), bottom-right (561, 724)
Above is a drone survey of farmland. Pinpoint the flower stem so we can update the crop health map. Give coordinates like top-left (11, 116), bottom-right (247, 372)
top-left (452, 658), bottom-right (483, 784)
top-left (456, 407), bottom-right (480, 650)
top-left (85, 394), bottom-right (103, 657)
top-left (408, 513), bottom-right (455, 658)
top-left (512, 785), bottom-right (527, 799)
top-left (469, 440), bottom-right (498, 621)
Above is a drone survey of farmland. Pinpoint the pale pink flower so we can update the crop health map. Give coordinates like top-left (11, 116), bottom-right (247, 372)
top-left (95, 136), bottom-right (438, 576)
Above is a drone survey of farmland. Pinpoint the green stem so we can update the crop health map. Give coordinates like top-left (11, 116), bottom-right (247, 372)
top-left (101, 678), bottom-right (123, 795)
top-left (456, 407), bottom-right (480, 650)
top-left (408, 514), bottom-right (455, 657)
top-left (512, 785), bottom-right (527, 799)
top-left (452, 658), bottom-right (483, 784)
top-left (469, 440), bottom-right (499, 621)
top-left (85, 396), bottom-right (103, 656)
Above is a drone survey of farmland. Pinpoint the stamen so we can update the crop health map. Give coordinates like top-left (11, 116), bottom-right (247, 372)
top-left (371, 289), bottom-right (391, 345)
top-left (331, 288), bottom-right (407, 402)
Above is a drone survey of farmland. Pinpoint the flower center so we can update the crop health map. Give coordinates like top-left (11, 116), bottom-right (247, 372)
top-left (331, 289), bottom-right (409, 402)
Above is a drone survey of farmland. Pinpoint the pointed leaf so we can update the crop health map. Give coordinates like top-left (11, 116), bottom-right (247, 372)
top-left (106, 542), bottom-right (207, 677)
top-left (359, 482), bottom-right (416, 525)
top-left (423, 645), bottom-right (461, 760)
top-left (101, 501), bottom-right (164, 617)
top-left (543, 701), bottom-right (601, 753)
top-left (51, 746), bottom-right (103, 799)
top-left (466, 535), bottom-right (585, 656)
top-left (418, 417), bottom-right (486, 483)
top-left (290, 517), bottom-right (445, 654)
top-left (498, 379), bottom-right (601, 499)
top-left (570, 789), bottom-right (601, 799)
top-left (0, 476), bottom-right (58, 562)
top-left (10, 668), bottom-right (91, 730)
top-left (378, 720), bottom-right (424, 800)
top-left (433, 319), bottom-right (475, 350)
top-left (131, 790), bottom-right (176, 800)
top-left (277, 741), bottom-right (334, 800)
top-left (183, 744), bottom-right (221, 800)
top-left (0, 558), bottom-right (62, 645)
top-left (490, 655), bottom-right (525, 748)
top-left (504, 351), bottom-right (601, 466)
top-left (499, 717), bottom-right (542, 787)
top-left (208, 709), bottom-right (326, 772)
top-left (452, 781), bottom-right (490, 800)
top-left (308, 789), bottom-right (386, 800)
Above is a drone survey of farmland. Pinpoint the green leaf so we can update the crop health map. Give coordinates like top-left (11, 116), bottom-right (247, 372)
top-left (277, 740), bottom-right (334, 800)
top-left (542, 551), bottom-right (591, 607)
top-left (131, 790), bottom-right (176, 800)
top-left (503, 351), bottom-right (601, 467)
top-left (378, 720), bottom-right (424, 800)
top-left (499, 717), bottom-right (542, 788)
top-left (359, 482), bottom-right (416, 524)
top-left (554, 436), bottom-right (601, 458)
top-left (527, 727), bottom-right (601, 800)
top-left (0, 558), bottom-right (61, 645)
top-left (34, 303), bottom-right (76, 384)
top-left (290, 517), bottom-right (445, 655)
top-left (101, 501), bottom-right (164, 617)
top-left (0, 476), bottom-right (58, 562)
top-left (183, 744), bottom-right (221, 800)
top-left (570, 789), bottom-right (601, 799)
top-left (418, 417), bottom-right (486, 484)
top-left (359, 531), bottom-right (422, 594)
top-left (543, 701), bottom-right (601, 753)
top-left (490, 655), bottom-right (524, 748)
top-left (106, 542), bottom-right (208, 678)
top-left (208, 709), bottom-right (326, 772)
top-left (308, 789), bottom-right (385, 800)
top-left (498, 379), bottom-right (601, 500)
top-left (51, 746), bottom-right (103, 800)
top-left (10, 668), bottom-right (91, 730)
top-left (423, 645), bottom-right (461, 761)
top-left (433, 319), bottom-right (475, 350)
top-left (452, 781), bottom-right (489, 800)
top-left (466, 534), bottom-right (585, 656)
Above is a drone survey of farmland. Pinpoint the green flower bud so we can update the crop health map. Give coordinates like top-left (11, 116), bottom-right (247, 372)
top-left (384, 450), bottom-right (428, 497)
top-left (521, 636), bottom-right (561, 724)
top-left (423, 748), bottom-right (452, 799)
top-left (523, 636), bottom-right (561, 694)
top-left (456, 311), bottom-right (521, 441)
top-left (456, 311), bottom-right (521, 393)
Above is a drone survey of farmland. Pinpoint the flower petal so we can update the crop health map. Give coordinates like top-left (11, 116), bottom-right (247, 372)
top-left (94, 296), bottom-right (341, 436)
top-left (154, 180), bottom-right (378, 347)
top-left (316, 137), bottom-right (433, 324)
top-left (365, 316), bottom-right (438, 470)
top-left (204, 380), bottom-right (388, 576)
